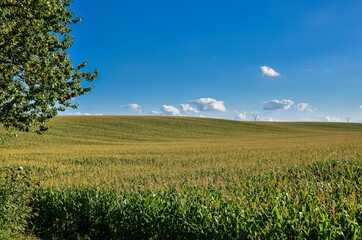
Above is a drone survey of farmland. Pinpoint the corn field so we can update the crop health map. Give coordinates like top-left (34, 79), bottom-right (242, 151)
top-left (0, 116), bottom-right (361, 239)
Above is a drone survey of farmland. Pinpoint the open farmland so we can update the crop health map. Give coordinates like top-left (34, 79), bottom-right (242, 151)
top-left (1, 116), bottom-right (361, 189)
top-left (1, 116), bottom-right (362, 239)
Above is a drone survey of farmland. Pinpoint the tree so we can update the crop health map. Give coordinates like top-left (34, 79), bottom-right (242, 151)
top-left (346, 117), bottom-right (351, 123)
top-left (0, 0), bottom-right (98, 135)
top-left (252, 113), bottom-right (259, 121)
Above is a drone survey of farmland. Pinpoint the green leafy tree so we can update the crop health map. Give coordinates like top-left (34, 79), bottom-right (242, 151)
top-left (0, 0), bottom-right (98, 135)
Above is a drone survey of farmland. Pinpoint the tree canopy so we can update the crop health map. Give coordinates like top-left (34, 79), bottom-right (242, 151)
top-left (0, 0), bottom-right (98, 135)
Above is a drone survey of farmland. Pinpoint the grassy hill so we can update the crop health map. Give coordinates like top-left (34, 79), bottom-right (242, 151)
top-left (2, 115), bottom-right (362, 146)
top-left (0, 116), bottom-right (361, 188)
top-left (1, 116), bottom-right (361, 239)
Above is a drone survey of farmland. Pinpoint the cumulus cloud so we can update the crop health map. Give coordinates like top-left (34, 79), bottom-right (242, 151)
top-left (150, 110), bottom-right (161, 115)
top-left (235, 112), bottom-right (247, 120)
top-left (360, 105), bottom-right (362, 109)
top-left (260, 66), bottom-right (280, 77)
top-left (263, 117), bottom-right (281, 122)
top-left (296, 103), bottom-right (316, 112)
top-left (161, 105), bottom-right (180, 116)
top-left (301, 118), bottom-right (315, 122)
top-left (321, 115), bottom-right (341, 122)
top-left (188, 98), bottom-right (226, 112)
top-left (263, 99), bottom-right (294, 110)
top-left (121, 103), bottom-right (141, 114)
top-left (180, 104), bottom-right (199, 113)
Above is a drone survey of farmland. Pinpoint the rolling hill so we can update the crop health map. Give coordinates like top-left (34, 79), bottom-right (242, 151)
top-left (0, 116), bottom-right (361, 187)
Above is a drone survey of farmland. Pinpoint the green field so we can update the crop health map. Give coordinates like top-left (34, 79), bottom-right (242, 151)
top-left (1, 116), bottom-right (361, 189)
top-left (1, 116), bottom-right (361, 239)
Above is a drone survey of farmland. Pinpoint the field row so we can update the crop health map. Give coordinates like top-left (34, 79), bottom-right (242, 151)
top-left (2, 158), bottom-right (361, 239)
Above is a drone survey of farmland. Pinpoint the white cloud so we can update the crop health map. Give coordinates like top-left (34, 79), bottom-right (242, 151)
top-left (321, 115), bottom-right (341, 122)
top-left (235, 112), bottom-right (247, 120)
top-left (121, 103), bottom-right (141, 114)
top-left (301, 118), bottom-right (316, 122)
top-left (150, 110), bottom-right (161, 115)
top-left (260, 66), bottom-right (280, 77)
top-left (264, 117), bottom-right (281, 122)
top-left (303, 68), bottom-right (315, 72)
top-left (180, 104), bottom-right (199, 113)
top-left (296, 103), bottom-right (316, 112)
top-left (359, 105), bottom-right (362, 109)
top-left (263, 99), bottom-right (294, 110)
top-left (161, 105), bottom-right (180, 116)
top-left (188, 98), bottom-right (226, 112)
top-left (250, 111), bottom-right (260, 115)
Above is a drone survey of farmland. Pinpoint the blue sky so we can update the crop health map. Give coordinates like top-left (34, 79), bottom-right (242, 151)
top-left (63, 0), bottom-right (362, 122)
